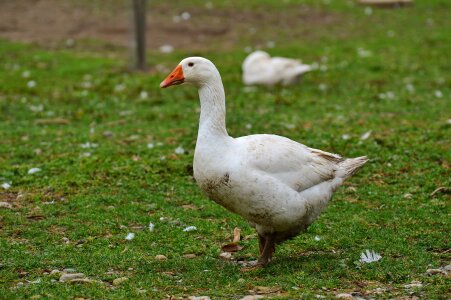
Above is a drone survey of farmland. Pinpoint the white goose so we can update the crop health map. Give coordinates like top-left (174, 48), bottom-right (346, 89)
top-left (242, 50), bottom-right (312, 86)
top-left (160, 57), bottom-right (367, 266)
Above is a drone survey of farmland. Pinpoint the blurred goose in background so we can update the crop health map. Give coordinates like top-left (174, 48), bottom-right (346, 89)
top-left (160, 57), bottom-right (367, 266)
top-left (242, 50), bottom-right (312, 86)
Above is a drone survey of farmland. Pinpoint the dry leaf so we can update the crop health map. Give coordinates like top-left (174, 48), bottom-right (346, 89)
top-left (35, 118), bottom-right (70, 125)
top-left (221, 227), bottom-right (243, 252)
top-left (221, 243), bottom-right (243, 252)
top-left (232, 227), bottom-right (241, 243)
top-left (430, 187), bottom-right (449, 197)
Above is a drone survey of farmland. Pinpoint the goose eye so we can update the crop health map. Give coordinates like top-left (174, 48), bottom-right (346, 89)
top-left (188, 62), bottom-right (194, 67)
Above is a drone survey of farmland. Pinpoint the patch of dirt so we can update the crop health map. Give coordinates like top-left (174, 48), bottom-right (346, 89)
top-left (0, 192), bottom-right (18, 202)
top-left (0, 0), bottom-right (341, 51)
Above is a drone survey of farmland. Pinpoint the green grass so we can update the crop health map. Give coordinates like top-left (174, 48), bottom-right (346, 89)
top-left (0, 0), bottom-right (450, 299)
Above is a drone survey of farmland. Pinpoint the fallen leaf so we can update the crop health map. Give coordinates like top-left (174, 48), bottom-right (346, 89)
top-left (232, 227), bottom-right (241, 243)
top-left (35, 118), bottom-right (70, 125)
top-left (430, 187), bottom-right (449, 197)
top-left (27, 214), bottom-right (45, 221)
top-left (221, 227), bottom-right (243, 252)
top-left (221, 243), bottom-right (243, 252)
top-left (161, 271), bottom-right (176, 276)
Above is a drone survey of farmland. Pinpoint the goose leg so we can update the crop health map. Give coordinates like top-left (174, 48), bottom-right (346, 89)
top-left (258, 234), bottom-right (275, 266)
top-left (258, 234), bottom-right (266, 255)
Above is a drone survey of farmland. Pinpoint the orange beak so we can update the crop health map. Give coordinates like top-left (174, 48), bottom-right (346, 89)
top-left (160, 65), bottom-right (185, 88)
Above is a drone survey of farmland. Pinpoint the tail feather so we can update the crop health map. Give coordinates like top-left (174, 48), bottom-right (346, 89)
top-left (339, 156), bottom-right (368, 179)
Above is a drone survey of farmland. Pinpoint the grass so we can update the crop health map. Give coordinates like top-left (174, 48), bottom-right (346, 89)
top-left (0, 0), bottom-right (450, 299)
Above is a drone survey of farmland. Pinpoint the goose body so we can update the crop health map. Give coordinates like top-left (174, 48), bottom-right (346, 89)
top-left (242, 50), bottom-right (312, 86)
top-left (161, 57), bottom-right (367, 265)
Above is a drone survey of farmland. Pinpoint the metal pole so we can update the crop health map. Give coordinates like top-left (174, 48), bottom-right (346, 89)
top-left (132, 0), bottom-right (147, 71)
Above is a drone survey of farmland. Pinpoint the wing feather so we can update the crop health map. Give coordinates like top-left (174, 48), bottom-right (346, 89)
top-left (236, 134), bottom-right (342, 192)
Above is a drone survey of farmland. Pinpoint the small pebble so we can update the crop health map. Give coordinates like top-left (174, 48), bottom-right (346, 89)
top-left (219, 252), bottom-right (232, 260)
top-left (59, 273), bottom-right (85, 282)
top-left (49, 270), bottom-right (61, 275)
top-left (426, 268), bottom-right (446, 275)
top-left (112, 277), bottom-right (128, 286)
top-left (180, 12), bottom-right (191, 20)
top-left (155, 255), bottom-right (167, 261)
top-left (63, 268), bottom-right (77, 273)
top-left (103, 131), bottom-right (114, 138)
top-left (404, 281), bottom-right (422, 289)
top-left (240, 296), bottom-right (264, 300)
top-left (336, 293), bottom-right (353, 299)
top-left (70, 278), bottom-right (94, 284)
top-left (0, 202), bottom-right (12, 209)
top-left (183, 254), bottom-right (196, 259)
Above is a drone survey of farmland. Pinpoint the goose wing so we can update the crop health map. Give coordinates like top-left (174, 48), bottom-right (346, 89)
top-left (236, 134), bottom-right (343, 192)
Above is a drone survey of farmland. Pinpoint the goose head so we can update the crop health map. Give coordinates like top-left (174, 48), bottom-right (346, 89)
top-left (160, 57), bottom-right (220, 89)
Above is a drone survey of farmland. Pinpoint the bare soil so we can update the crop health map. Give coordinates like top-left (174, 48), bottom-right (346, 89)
top-left (0, 0), bottom-right (340, 51)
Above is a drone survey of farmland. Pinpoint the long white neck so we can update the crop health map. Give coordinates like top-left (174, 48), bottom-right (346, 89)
top-left (197, 76), bottom-right (229, 141)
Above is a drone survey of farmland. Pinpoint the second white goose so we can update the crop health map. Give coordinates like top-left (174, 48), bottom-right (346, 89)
top-left (242, 50), bottom-right (313, 86)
